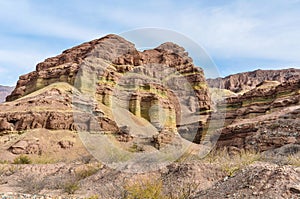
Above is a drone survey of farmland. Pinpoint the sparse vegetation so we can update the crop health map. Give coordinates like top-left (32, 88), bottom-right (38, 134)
top-left (75, 163), bottom-right (102, 180)
top-left (124, 178), bottom-right (166, 199)
top-left (128, 143), bottom-right (145, 153)
top-left (0, 159), bottom-right (9, 164)
top-left (85, 195), bottom-right (99, 199)
top-left (204, 148), bottom-right (261, 177)
top-left (62, 163), bottom-right (102, 194)
top-left (269, 123), bottom-right (281, 130)
top-left (63, 180), bottom-right (80, 194)
top-left (8, 165), bottom-right (18, 175)
top-left (13, 155), bottom-right (32, 164)
top-left (123, 177), bottom-right (199, 199)
top-left (31, 155), bottom-right (57, 164)
top-left (287, 154), bottom-right (300, 167)
top-left (19, 175), bottom-right (45, 194)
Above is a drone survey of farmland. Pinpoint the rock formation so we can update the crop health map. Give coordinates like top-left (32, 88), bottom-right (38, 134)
top-left (0, 34), bottom-right (300, 198)
top-left (207, 68), bottom-right (300, 93)
top-left (1, 34), bottom-right (211, 154)
top-left (211, 78), bottom-right (300, 152)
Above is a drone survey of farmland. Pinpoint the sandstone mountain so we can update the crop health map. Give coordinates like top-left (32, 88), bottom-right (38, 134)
top-left (0, 85), bottom-right (13, 103)
top-left (213, 79), bottom-right (300, 152)
top-left (207, 68), bottom-right (300, 93)
top-left (0, 34), bottom-right (299, 198)
top-left (1, 34), bottom-right (211, 164)
top-left (205, 68), bottom-right (300, 153)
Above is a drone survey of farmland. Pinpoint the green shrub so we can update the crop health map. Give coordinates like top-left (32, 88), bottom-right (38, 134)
top-left (75, 164), bottom-right (101, 180)
top-left (63, 180), bottom-right (80, 194)
top-left (85, 195), bottom-right (99, 199)
top-left (124, 178), bottom-right (166, 199)
top-left (203, 148), bottom-right (261, 177)
top-left (13, 155), bottom-right (32, 164)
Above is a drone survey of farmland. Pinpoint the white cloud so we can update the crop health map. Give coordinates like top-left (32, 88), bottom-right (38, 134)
top-left (0, 1), bottom-right (102, 40)
top-left (173, 1), bottom-right (300, 64)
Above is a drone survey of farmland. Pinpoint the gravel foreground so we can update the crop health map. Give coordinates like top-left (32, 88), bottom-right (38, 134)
top-left (0, 193), bottom-right (78, 199)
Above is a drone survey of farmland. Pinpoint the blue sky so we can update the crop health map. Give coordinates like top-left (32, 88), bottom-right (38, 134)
top-left (1, 0), bottom-right (300, 86)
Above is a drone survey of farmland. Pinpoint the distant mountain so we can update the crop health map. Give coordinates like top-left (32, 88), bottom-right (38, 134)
top-left (0, 85), bottom-right (14, 102)
top-left (207, 68), bottom-right (300, 93)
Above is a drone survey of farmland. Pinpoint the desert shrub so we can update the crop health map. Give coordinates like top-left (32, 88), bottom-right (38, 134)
top-left (124, 178), bottom-right (166, 199)
top-left (124, 178), bottom-right (200, 199)
top-left (62, 163), bottom-right (101, 194)
top-left (287, 154), bottom-right (300, 167)
top-left (204, 148), bottom-right (261, 177)
top-left (128, 143), bottom-right (145, 153)
top-left (8, 165), bottom-right (18, 175)
top-left (85, 195), bottom-right (99, 199)
top-left (75, 164), bottom-right (101, 180)
top-left (166, 181), bottom-right (200, 199)
top-left (31, 155), bottom-right (58, 164)
top-left (0, 159), bottom-right (9, 164)
top-left (19, 175), bottom-right (45, 194)
top-left (63, 180), bottom-right (80, 194)
top-left (13, 155), bottom-right (32, 164)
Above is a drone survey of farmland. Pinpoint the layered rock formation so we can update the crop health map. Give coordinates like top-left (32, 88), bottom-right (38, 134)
top-left (2, 33), bottom-right (299, 159)
top-left (0, 34), bottom-right (300, 198)
top-left (1, 34), bottom-right (211, 155)
top-left (207, 68), bottom-right (300, 93)
top-left (213, 78), bottom-right (300, 152)
top-left (0, 85), bottom-right (14, 103)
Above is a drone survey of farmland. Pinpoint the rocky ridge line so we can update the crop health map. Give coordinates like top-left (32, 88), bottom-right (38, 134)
top-left (207, 68), bottom-right (300, 93)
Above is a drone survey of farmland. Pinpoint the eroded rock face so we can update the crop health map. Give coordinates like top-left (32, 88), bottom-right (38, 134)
top-left (0, 89), bottom-right (119, 133)
top-left (7, 35), bottom-right (133, 101)
top-left (213, 79), bottom-right (300, 152)
top-left (1, 34), bottom-right (211, 147)
top-left (7, 35), bottom-right (210, 111)
top-left (207, 68), bottom-right (300, 93)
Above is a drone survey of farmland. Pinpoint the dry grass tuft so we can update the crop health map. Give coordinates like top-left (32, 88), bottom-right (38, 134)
top-left (204, 148), bottom-right (261, 176)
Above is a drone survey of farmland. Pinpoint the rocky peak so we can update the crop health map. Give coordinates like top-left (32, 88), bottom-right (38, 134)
top-left (7, 34), bottom-right (206, 102)
top-left (6, 34), bottom-right (140, 101)
top-left (36, 34), bottom-right (136, 72)
top-left (113, 41), bottom-right (194, 68)
top-left (155, 42), bottom-right (186, 53)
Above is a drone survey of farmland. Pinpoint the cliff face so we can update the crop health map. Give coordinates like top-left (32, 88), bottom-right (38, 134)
top-left (207, 68), bottom-right (300, 93)
top-left (4, 33), bottom-right (299, 157)
top-left (0, 85), bottom-right (14, 103)
top-left (212, 78), bottom-right (300, 152)
top-left (199, 69), bottom-right (300, 151)
top-left (7, 35), bottom-right (210, 110)
top-left (1, 34), bottom-right (211, 153)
